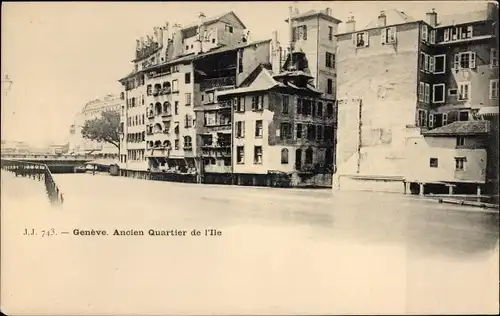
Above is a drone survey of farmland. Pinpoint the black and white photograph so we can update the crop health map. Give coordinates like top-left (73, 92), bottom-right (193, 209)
top-left (1, 1), bottom-right (499, 315)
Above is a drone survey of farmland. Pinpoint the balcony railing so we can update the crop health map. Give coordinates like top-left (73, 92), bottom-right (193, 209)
top-left (1, 159), bottom-right (64, 206)
top-left (200, 77), bottom-right (236, 91)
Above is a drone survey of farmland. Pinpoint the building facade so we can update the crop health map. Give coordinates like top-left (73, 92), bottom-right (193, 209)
top-left (69, 94), bottom-right (123, 157)
top-left (334, 4), bottom-right (498, 194)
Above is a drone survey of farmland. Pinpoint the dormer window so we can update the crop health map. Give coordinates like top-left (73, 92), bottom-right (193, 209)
top-left (225, 25), bottom-right (233, 33)
top-left (381, 27), bottom-right (397, 44)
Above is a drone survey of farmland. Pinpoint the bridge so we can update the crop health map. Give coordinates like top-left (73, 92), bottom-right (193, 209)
top-left (0, 153), bottom-right (95, 173)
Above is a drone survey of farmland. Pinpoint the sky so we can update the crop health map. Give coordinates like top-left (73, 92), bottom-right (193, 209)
top-left (1, 0), bottom-right (488, 146)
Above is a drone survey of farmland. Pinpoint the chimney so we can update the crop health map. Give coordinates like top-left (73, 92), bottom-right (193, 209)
top-left (171, 24), bottom-right (183, 58)
top-left (288, 6), bottom-right (294, 53)
top-left (425, 8), bottom-right (437, 27)
top-left (271, 30), bottom-right (281, 74)
top-left (325, 7), bottom-right (332, 16)
top-left (294, 7), bottom-right (299, 15)
top-left (198, 12), bottom-right (206, 53)
top-left (346, 16), bottom-right (356, 33)
top-left (378, 11), bottom-right (386, 27)
top-left (136, 39), bottom-right (141, 51)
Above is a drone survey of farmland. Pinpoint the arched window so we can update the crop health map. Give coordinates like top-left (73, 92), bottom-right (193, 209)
top-left (163, 140), bottom-right (171, 148)
top-left (146, 85), bottom-right (152, 95)
top-left (163, 102), bottom-right (171, 115)
top-left (295, 149), bottom-right (302, 169)
top-left (281, 148), bottom-right (289, 164)
top-left (154, 140), bottom-right (162, 148)
top-left (163, 81), bottom-right (171, 93)
top-left (148, 141), bottom-right (154, 148)
top-left (184, 136), bottom-right (192, 149)
top-left (305, 147), bottom-right (313, 164)
top-left (120, 92), bottom-right (125, 100)
top-left (155, 102), bottom-right (162, 115)
top-left (153, 123), bottom-right (163, 133)
top-left (153, 84), bottom-right (161, 95)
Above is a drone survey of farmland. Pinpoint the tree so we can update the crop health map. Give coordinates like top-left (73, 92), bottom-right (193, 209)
top-left (81, 111), bottom-right (120, 149)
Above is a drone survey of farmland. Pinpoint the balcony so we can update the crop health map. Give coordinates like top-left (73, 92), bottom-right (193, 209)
top-left (200, 77), bottom-right (236, 91)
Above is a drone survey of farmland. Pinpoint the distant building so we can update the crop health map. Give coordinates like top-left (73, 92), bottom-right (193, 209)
top-left (334, 3), bottom-right (498, 194)
top-left (69, 94), bottom-right (123, 157)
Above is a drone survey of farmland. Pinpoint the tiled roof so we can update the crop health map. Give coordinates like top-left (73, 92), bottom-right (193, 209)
top-left (285, 10), bottom-right (342, 24)
top-left (437, 9), bottom-right (488, 27)
top-left (364, 9), bottom-right (416, 29)
top-left (423, 120), bottom-right (490, 136)
top-left (182, 11), bottom-right (246, 30)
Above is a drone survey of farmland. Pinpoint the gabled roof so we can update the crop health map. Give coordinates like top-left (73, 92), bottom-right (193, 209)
top-left (423, 120), bottom-right (490, 137)
top-left (182, 11), bottom-right (246, 31)
top-left (437, 9), bottom-right (489, 28)
top-left (218, 65), bottom-right (278, 97)
top-left (364, 9), bottom-right (416, 29)
top-left (285, 10), bottom-right (342, 24)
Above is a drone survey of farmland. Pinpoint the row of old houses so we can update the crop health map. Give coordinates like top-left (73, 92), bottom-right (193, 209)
top-left (117, 4), bottom-right (499, 194)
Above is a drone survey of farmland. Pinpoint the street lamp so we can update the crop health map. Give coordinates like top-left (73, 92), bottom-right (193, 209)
top-left (1, 74), bottom-right (13, 96)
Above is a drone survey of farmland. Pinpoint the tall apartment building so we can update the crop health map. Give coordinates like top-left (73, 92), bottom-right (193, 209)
top-left (334, 4), bottom-right (498, 194)
top-left (286, 7), bottom-right (341, 168)
top-left (68, 94), bottom-right (123, 157)
top-left (118, 11), bottom-right (269, 179)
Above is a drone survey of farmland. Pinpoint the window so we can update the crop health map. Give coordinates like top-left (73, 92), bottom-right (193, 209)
top-left (237, 50), bottom-right (243, 74)
top-left (420, 52), bottom-right (431, 72)
top-left (305, 147), bottom-right (313, 164)
top-left (381, 27), bottom-right (397, 44)
top-left (327, 78), bottom-right (333, 94)
top-left (417, 109), bottom-right (428, 127)
top-left (282, 95), bottom-right (289, 114)
top-left (172, 80), bottom-right (179, 92)
top-left (432, 84), bottom-right (445, 103)
top-left (424, 83), bottom-right (430, 103)
top-left (456, 136), bottom-right (465, 147)
top-left (317, 102), bottom-right (323, 117)
top-left (174, 101), bottom-right (179, 115)
top-left (316, 125), bottom-right (323, 142)
top-left (448, 89), bottom-right (457, 96)
top-left (326, 103), bottom-right (334, 117)
top-left (458, 82), bottom-right (470, 100)
top-left (174, 139), bottom-right (179, 150)
top-left (454, 52), bottom-right (476, 69)
top-left (184, 136), bottom-right (192, 149)
top-left (185, 73), bottom-right (191, 84)
top-left (207, 92), bottom-right (214, 104)
top-left (280, 122), bottom-right (292, 139)
top-left (237, 146), bottom-right (244, 164)
top-left (296, 123), bottom-right (302, 139)
top-left (490, 79), bottom-right (499, 99)
top-left (184, 114), bottom-right (193, 128)
top-left (235, 97), bottom-right (245, 112)
top-left (293, 25), bottom-right (307, 40)
top-left (254, 146), bottom-right (263, 164)
top-left (236, 121), bottom-right (245, 138)
top-left (460, 25), bottom-right (473, 39)
top-left (204, 112), bottom-right (216, 126)
top-left (455, 157), bottom-right (466, 171)
top-left (354, 32), bottom-right (368, 47)
top-left (325, 52), bottom-right (335, 68)
top-left (433, 55), bottom-right (446, 74)
top-left (418, 82), bottom-right (425, 102)
top-left (429, 158), bottom-right (438, 168)
top-left (297, 98), bottom-right (303, 114)
top-left (185, 93), bottom-right (191, 105)
top-left (255, 120), bottom-right (263, 137)
top-left (281, 148), bottom-right (289, 164)
top-left (421, 25), bottom-right (428, 42)
top-left (295, 149), bottom-right (302, 168)
top-left (491, 49), bottom-right (499, 67)
top-left (251, 96), bottom-right (263, 111)
top-left (146, 85), bottom-right (152, 96)
top-left (225, 24), bottom-right (233, 33)
top-left (328, 26), bottom-right (333, 40)
top-left (429, 29), bottom-right (436, 44)
top-left (444, 28), bottom-right (450, 41)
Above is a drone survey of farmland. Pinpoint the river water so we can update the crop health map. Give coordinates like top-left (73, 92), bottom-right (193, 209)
top-left (2, 172), bottom-right (499, 315)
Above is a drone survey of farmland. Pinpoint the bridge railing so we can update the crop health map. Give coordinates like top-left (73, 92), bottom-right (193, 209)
top-left (1, 159), bottom-right (64, 206)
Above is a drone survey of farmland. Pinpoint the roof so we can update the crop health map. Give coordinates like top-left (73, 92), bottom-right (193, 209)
top-left (423, 120), bottom-right (490, 137)
top-left (218, 64), bottom-right (322, 97)
top-left (182, 11), bottom-right (246, 31)
top-left (87, 159), bottom-right (119, 167)
top-left (478, 106), bottom-right (499, 116)
top-left (364, 9), bottom-right (416, 29)
top-left (437, 9), bottom-right (489, 27)
top-left (119, 39), bottom-right (271, 82)
top-left (285, 9), bottom-right (342, 24)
